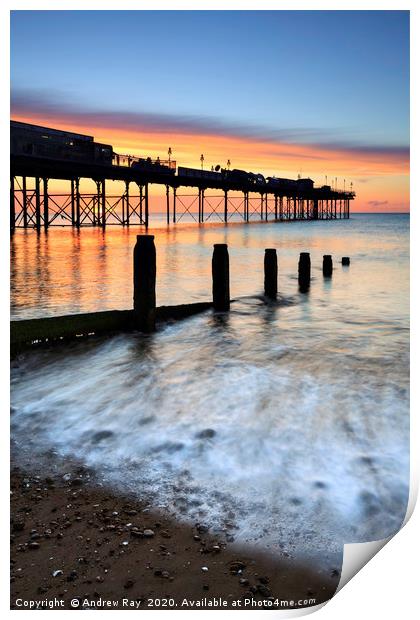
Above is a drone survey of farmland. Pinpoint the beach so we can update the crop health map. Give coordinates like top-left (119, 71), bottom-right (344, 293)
top-left (10, 214), bottom-right (410, 608)
top-left (11, 460), bottom-right (340, 610)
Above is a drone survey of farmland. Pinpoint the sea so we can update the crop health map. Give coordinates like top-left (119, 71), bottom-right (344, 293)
top-left (10, 213), bottom-right (410, 560)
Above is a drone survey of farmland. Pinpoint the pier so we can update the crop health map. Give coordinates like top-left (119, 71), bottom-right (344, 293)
top-left (10, 121), bottom-right (355, 231)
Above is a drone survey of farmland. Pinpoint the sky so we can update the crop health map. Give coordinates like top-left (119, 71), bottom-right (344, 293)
top-left (10, 10), bottom-right (410, 211)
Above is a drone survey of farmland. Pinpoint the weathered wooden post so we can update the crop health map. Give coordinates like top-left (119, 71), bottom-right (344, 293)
top-left (264, 249), bottom-right (278, 299)
top-left (133, 235), bottom-right (156, 332)
top-left (212, 244), bottom-right (230, 311)
top-left (298, 252), bottom-right (311, 291)
top-left (342, 257), bottom-right (350, 266)
top-left (323, 254), bottom-right (333, 277)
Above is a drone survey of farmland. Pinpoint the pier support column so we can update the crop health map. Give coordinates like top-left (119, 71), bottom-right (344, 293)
top-left (293, 197), bottom-right (297, 220)
top-left (173, 187), bottom-right (177, 224)
top-left (22, 176), bottom-right (28, 228)
top-left (224, 190), bottom-right (228, 223)
top-left (265, 194), bottom-right (268, 221)
top-left (323, 255), bottom-right (333, 277)
top-left (35, 177), bottom-right (41, 231)
top-left (124, 180), bottom-right (130, 225)
top-left (260, 194), bottom-right (264, 220)
top-left (10, 175), bottom-right (15, 232)
top-left (75, 178), bottom-right (81, 229)
top-left (264, 249), bottom-right (278, 299)
top-left (201, 189), bottom-right (205, 222)
top-left (166, 185), bottom-right (170, 225)
top-left (95, 181), bottom-right (101, 226)
top-left (133, 234), bottom-right (156, 332)
top-left (43, 178), bottom-right (49, 230)
top-left (144, 183), bottom-right (149, 228)
top-left (298, 252), bottom-right (311, 292)
top-left (274, 195), bottom-right (278, 220)
top-left (70, 180), bottom-right (75, 226)
top-left (212, 244), bottom-right (230, 311)
top-left (101, 180), bottom-right (106, 228)
top-left (313, 199), bottom-right (318, 220)
top-left (139, 184), bottom-right (143, 225)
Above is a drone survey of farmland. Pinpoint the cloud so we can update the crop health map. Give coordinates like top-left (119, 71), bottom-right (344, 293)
top-left (10, 88), bottom-right (410, 163)
top-left (368, 200), bottom-right (389, 207)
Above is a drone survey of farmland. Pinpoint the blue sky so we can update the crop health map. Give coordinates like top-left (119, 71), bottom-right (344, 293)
top-left (11, 10), bottom-right (409, 149)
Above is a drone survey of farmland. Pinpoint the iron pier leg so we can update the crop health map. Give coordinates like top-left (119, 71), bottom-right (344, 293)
top-left (125, 186), bottom-right (130, 226)
top-left (144, 183), bottom-right (149, 228)
top-left (260, 194), bottom-right (264, 220)
top-left (75, 178), bottom-right (81, 229)
top-left (173, 187), bottom-right (177, 224)
top-left (224, 190), bottom-right (228, 223)
top-left (94, 181), bottom-right (100, 226)
top-left (70, 180), bottom-right (75, 226)
top-left (43, 178), bottom-right (49, 230)
top-left (139, 184), bottom-right (143, 224)
top-left (265, 194), bottom-right (268, 221)
top-left (35, 177), bottom-right (41, 231)
top-left (243, 192), bottom-right (247, 221)
top-left (274, 195), bottom-right (278, 220)
top-left (201, 189), bottom-right (205, 222)
top-left (101, 180), bottom-right (106, 228)
top-left (166, 185), bottom-right (170, 225)
top-left (22, 176), bottom-right (28, 228)
top-left (293, 197), bottom-right (297, 220)
top-left (10, 175), bottom-right (15, 232)
top-left (122, 181), bottom-right (128, 225)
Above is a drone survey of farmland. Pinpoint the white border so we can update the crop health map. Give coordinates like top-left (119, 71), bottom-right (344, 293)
top-left (2, 2), bottom-right (417, 619)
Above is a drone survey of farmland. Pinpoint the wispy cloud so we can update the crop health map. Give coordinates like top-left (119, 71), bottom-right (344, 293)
top-left (368, 200), bottom-right (389, 207)
top-left (10, 88), bottom-right (409, 162)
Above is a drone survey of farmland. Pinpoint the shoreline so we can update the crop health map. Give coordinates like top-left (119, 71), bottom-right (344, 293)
top-left (10, 460), bottom-right (341, 610)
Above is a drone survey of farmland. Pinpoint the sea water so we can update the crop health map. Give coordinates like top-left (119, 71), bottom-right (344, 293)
top-left (10, 213), bottom-right (409, 557)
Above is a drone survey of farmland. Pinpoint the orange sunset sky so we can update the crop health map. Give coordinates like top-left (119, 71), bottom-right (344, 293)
top-left (11, 11), bottom-right (409, 212)
top-left (12, 109), bottom-right (409, 213)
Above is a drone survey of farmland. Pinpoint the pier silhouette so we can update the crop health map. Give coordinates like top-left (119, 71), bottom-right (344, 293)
top-left (10, 120), bottom-right (354, 231)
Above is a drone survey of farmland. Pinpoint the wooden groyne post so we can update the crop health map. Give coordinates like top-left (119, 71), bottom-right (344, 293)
top-left (264, 248), bottom-right (278, 299)
top-left (342, 257), bottom-right (350, 266)
top-left (212, 244), bottom-right (230, 311)
top-left (323, 255), bottom-right (333, 277)
top-left (298, 252), bottom-right (311, 291)
top-left (133, 234), bottom-right (156, 332)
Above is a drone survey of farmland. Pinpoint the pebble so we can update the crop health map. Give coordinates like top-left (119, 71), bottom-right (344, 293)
top-left (201, 566), bottom-right (209, 572)
top-left (143, 529), bottom-right (155, 538)
top-left (28, 542), bottom-right (40, 549)
top-left (52, 570), bottom-right (63, 577)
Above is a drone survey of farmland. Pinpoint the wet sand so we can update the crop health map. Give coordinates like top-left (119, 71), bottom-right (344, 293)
top-left (10, 462), bottom-right (341, 611)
